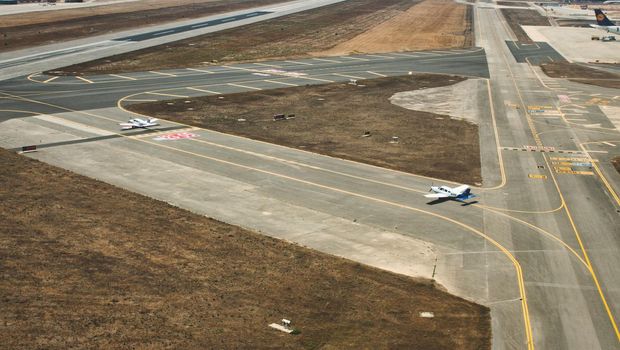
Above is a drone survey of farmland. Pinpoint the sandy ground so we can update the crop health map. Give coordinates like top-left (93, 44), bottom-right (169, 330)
top-left (523, 26), bottom-right (620, 64)
top-left (600, 105), bottom-right (620, 130)
top-left (0, 148), bottom-right (491, 349)
top-left (316, 0), bottom-right (472, 55)
top-left (389, 78), bottom-right (484, 125)
top-left (127, 74), bottom-right (482, 184)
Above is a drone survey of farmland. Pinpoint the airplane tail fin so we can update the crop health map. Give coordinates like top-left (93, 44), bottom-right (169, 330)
top-left (595, 9), bottom-right (616, 26)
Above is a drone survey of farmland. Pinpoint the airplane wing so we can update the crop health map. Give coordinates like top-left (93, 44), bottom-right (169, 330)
top-left (424, 193), bottom-right (450, 199)
top-left (452, 185), bottom-right (469, 194)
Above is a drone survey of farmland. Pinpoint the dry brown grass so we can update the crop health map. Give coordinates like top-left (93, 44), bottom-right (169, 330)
top-left (0, 0), bottom-right (286, 51)
top-left (501, 8), bottom-right (550, 43)
top-left (53, 0), bottom-right (473, 76)
top-left (541, 62), bottom-right (620, 89)
top-left (0, 148), bottom-right (491, 349)
top-left (127, 74), bottom-right (482, 185)
top-left (612, 157), bottom-right (620, 175)
top-left (315, 0), bottom-right (472, 55)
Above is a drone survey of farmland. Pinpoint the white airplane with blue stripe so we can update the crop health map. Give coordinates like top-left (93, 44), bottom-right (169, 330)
top-left (424, 184), bottom-right (476, 202)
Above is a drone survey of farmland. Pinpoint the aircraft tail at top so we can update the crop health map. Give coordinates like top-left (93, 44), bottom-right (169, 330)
top-left (595, 9), bottom-right (616, 26)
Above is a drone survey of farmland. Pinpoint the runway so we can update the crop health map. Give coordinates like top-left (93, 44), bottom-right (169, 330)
top-left (0, 2), bottom-right (620, 350)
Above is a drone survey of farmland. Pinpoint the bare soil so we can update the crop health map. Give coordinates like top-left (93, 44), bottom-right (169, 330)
top-left (0, 0), bottom-right (286, 52)
top-left (541, 62), bottom-right (620, 89)
top-left (0, 148), bottom-right (491, 349)
top-left (127, 74), bottom-right (482, 185)
top-left (501, 9), bottom-right (550, 43)
top-left (54, 0), bottom-right (473, 76)
top-left (315, 0), bottom-right (472, 55)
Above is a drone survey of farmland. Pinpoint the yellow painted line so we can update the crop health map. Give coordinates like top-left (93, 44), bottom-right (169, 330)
top-left (484, 79), bottom-right (507, 191)
top-left (602, 142), bottom-right (616, 147)
top-left (552, 162), bottom-right (573, 166)
top-left (554, 166), bottom-right (572, 172)
top-left (579, 142), bottom-right (620, 207)
top-left (228, 83), bottom-right (262, 91)
top-left (186, 87), bottom-right (221, 95)
top-left (75, 76), bottom-right (94, 84)
top-left (186, 68), bottom-right (214, 74)
top-left (27, 72), bottom-right (45, 84)
top-left (332, 73), bottom-right (365, 80)
top-left (366, 71), bottom-right (387, 77)
top-left (146, 92), bottom-right (189, 98)
top-left (264, 80), bottom-right (298, 87)
top-left (253, 62), bottom-right (282, 68)
top-left (109, 74), bottom-right (137, 81)
top-left (0, 93), bottom-right (533, 338)
top-left (148, 71), bottom-right (177, 77)
top-left (43, 76), bottom-right (58, 83)
top-left (550, 157), bottom-right (598, 162)
top-left (311, 58), bottom-right (342, 64)
top-left (123, 99), bottom-right (157, 102)
top-left (528, 174), bottom-right (547, 179)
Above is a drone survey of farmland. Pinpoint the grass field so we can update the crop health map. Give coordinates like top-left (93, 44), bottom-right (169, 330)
top-left (53, 0), bottom-right (472, 75)
top-left (127, 74), bottom-right (482, 185)
top-left (0, 148), bottom-right (491, 349)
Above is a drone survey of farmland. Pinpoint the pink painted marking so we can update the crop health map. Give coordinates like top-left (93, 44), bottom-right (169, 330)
top-left (153, 132), bottom-right (199, 141)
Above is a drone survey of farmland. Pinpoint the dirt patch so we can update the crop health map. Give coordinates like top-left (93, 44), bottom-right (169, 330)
top-left (612, 157), bottom-right (620, 175)
top-left (315, 0), bottom-right (472, 55)
top-left (540, 62), bottom-right (620, 89)
top-left (501, 9), bottom-right (550, 43)
top-left (497, 1), bottom-right (530, 7)
top-left (54, 0), bottom-right (472, 76)
top-left (127, 74), bottom-right (482, 184)
top-left (0, 148), bottom-right (491, 349)
top-left (0, 0), bottom-right (286, 52)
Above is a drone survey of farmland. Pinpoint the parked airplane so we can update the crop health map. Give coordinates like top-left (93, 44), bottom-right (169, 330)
top-left (119, 118), bottom-right (159, 130)
top-left (591, 9), bottom-right (620, 34)
top-left (424, 184), bottom-right (476, 202)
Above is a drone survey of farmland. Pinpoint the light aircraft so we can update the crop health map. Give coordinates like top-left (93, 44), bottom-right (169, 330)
top-left (591, 9), bottom-right (620, 34)
top-left (119, 118), bottom-right (159, 130)
top-left (424, 184), bottom-right (476, 202)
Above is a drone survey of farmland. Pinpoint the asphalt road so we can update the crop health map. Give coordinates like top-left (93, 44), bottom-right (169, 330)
top-left (0, 0), bottom-right (346, 80)
top-left (1, 3), bottom-right (620, 350)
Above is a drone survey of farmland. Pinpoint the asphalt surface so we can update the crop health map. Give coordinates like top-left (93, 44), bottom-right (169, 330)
top-left (1, 2), bottom-right (620, 350)
top-left (0, 0), bottom-right (347, 80)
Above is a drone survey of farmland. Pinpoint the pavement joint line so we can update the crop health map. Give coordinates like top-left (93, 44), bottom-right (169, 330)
top-left (285, 60), bottom-right (313, 66)
top-left (514, 25), bottom-right (620, 342)
top-left (253, 62), bottom-right (283, 68)
top-left (0, 95), bottom-right (532, 325)
top-left (311, 58), bottom-right (342, 64)
top-left (339, 56), bottom-right (369, 61)
top-left (75, 76), bottom-right (94, 84)
top-left (362, 54), bottom-right (396, 59)
top-left (366, 71), bottom-right (387, 77)
top-left (263, 79), bottom-right (298, 87)
top-left (186, 87), bottom-right (221, 94)
top-left (331, 72), bottom-right (366, 80)
top-left (109, 73), bottom-right (137, 81)
top-left (186, 68), bottom-right (215, 74)
top-left (390, 53), bottom-right (420, 58)
top-left (146, 92), bottom-right (189, 98)
top-left (148, 70), bottom-right (177, 77)
top-left (43, 76), bottom-right (58, 83)
top-left (227, 83), bottom-right (262, 91)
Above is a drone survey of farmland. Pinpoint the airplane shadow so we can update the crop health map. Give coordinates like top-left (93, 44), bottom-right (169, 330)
top-left (426, 199), bottom-right (479, 206)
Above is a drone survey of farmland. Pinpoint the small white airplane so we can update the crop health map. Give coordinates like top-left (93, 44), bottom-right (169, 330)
top-left (424, 184), bottom-right (476, 202)
top-left (591, 9), bottom-right (620, 34)
top-left (119, 118), bottom-right (159, 130)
